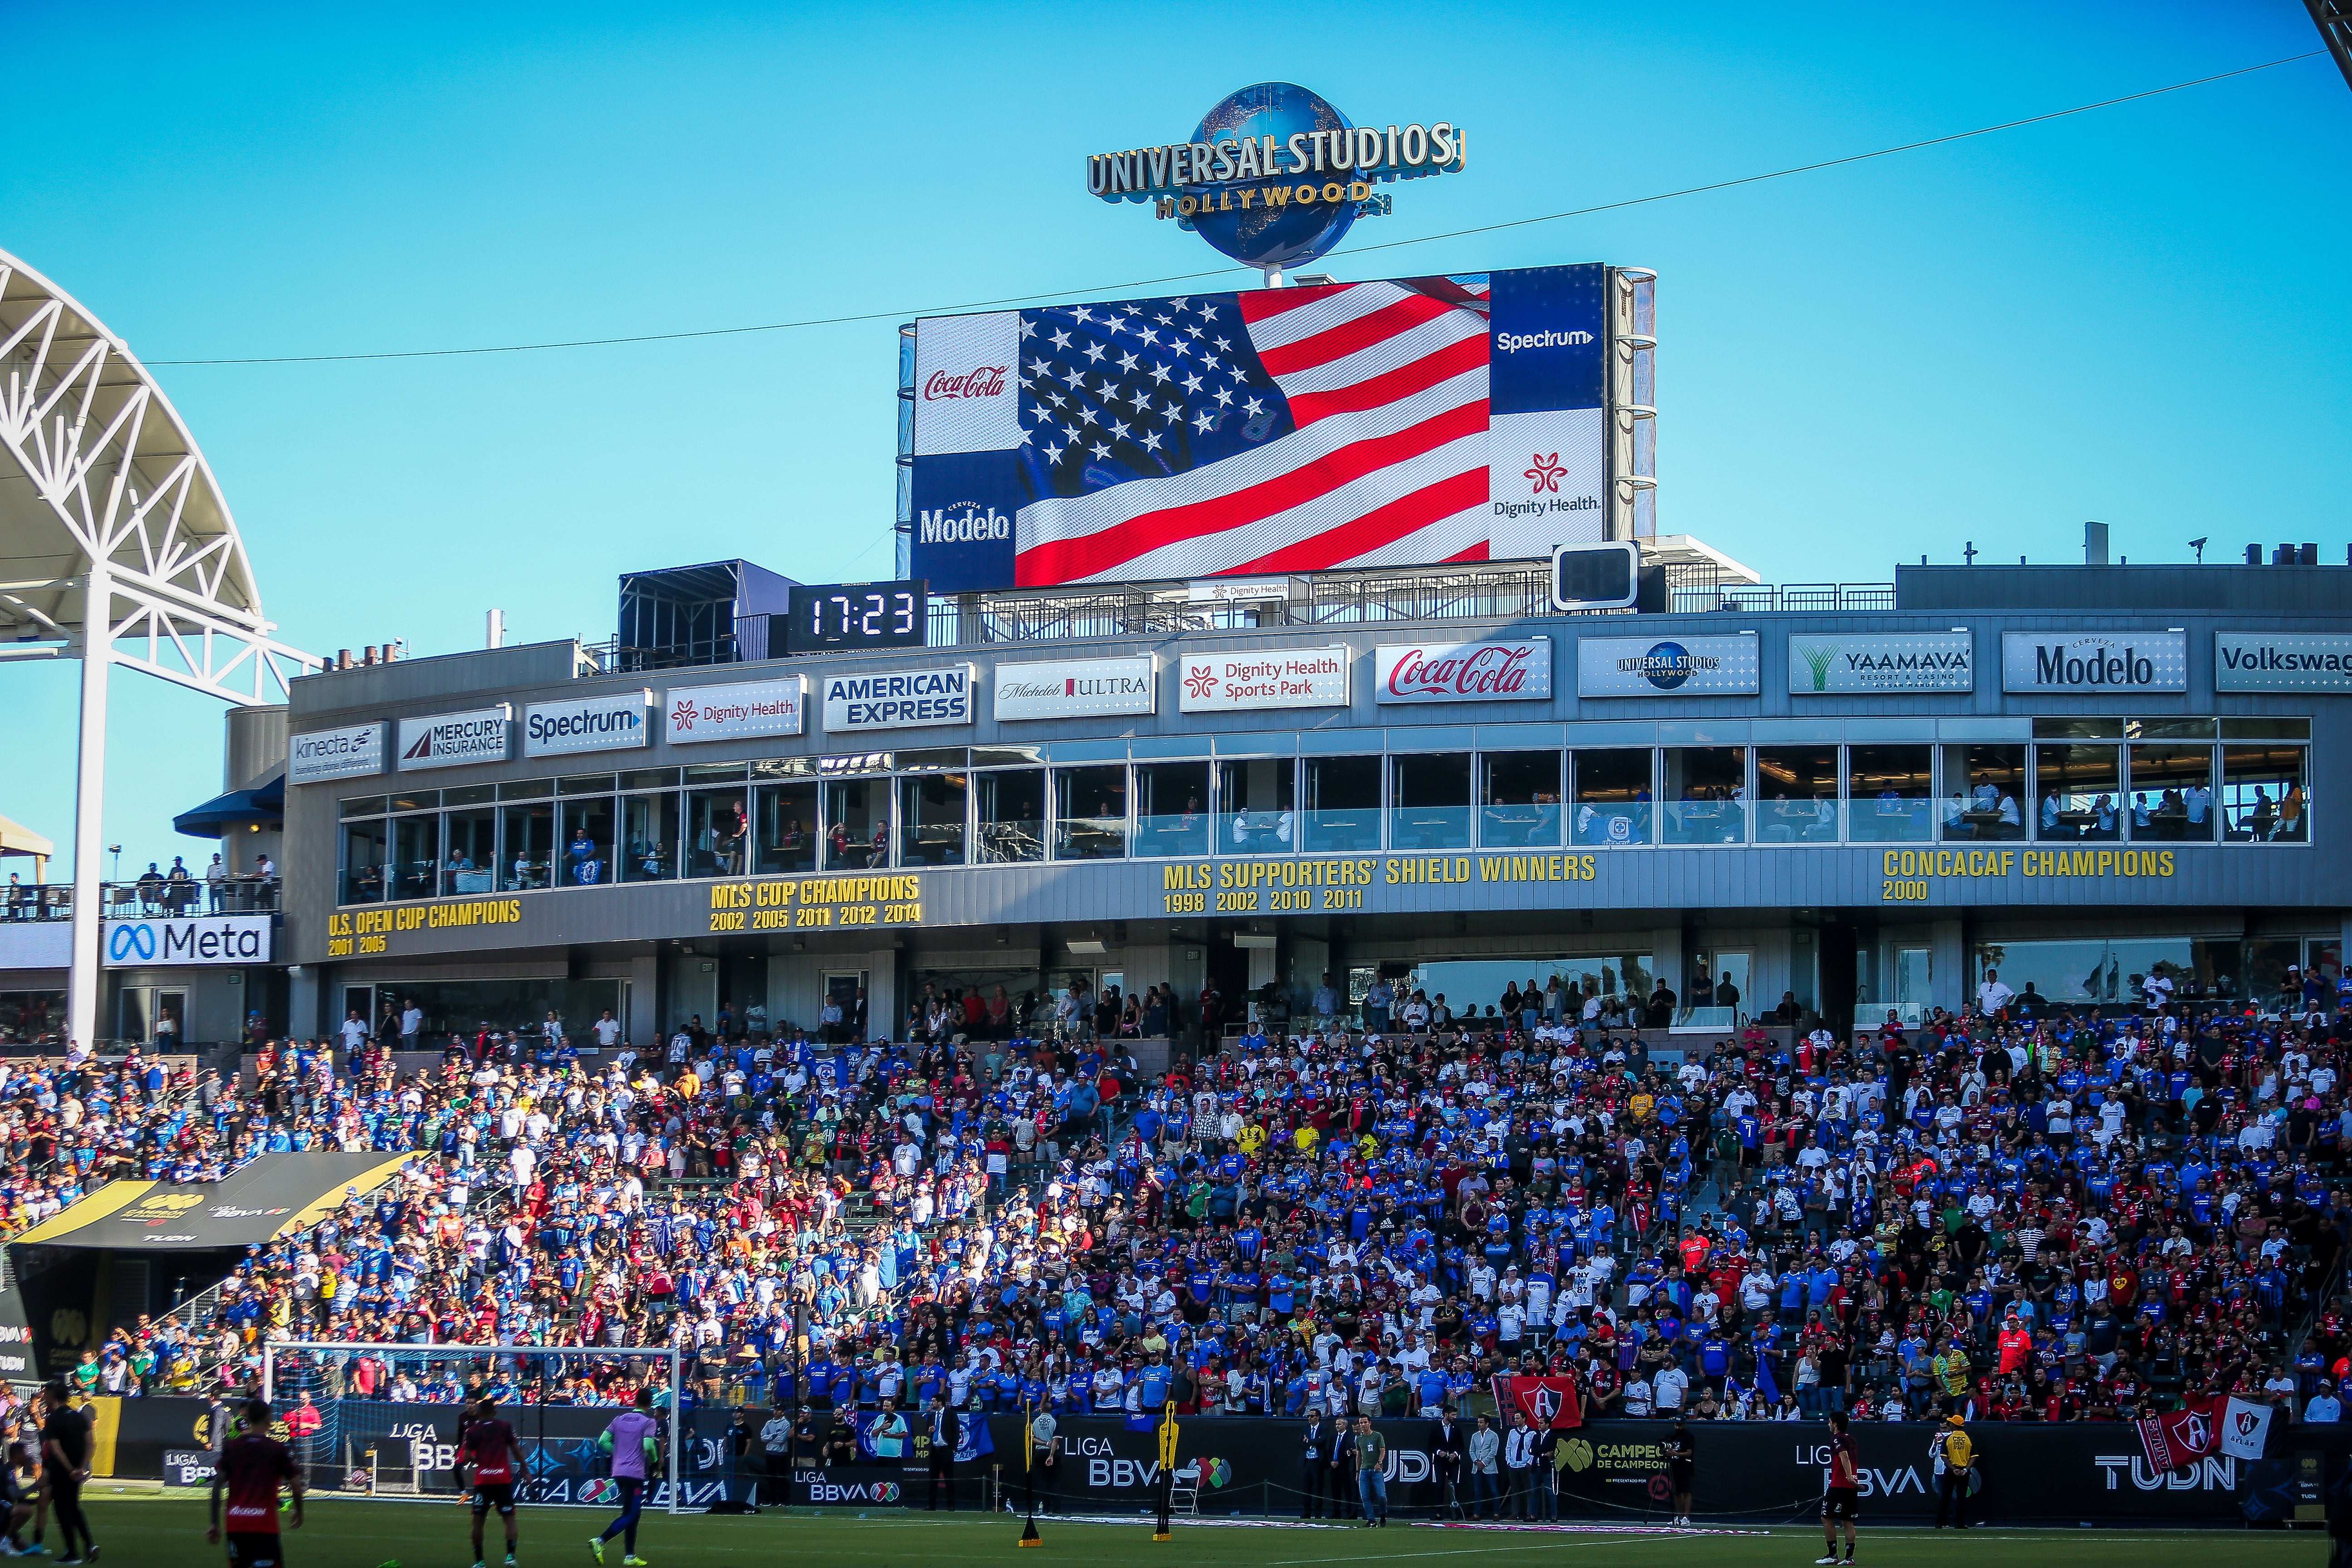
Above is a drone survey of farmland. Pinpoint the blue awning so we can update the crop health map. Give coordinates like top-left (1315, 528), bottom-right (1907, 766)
top-left (174, 769), bottom-right (284, 838)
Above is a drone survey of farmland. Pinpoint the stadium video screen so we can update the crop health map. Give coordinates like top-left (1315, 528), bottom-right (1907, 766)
top-left (907, 265), bottom-right (1608, 592)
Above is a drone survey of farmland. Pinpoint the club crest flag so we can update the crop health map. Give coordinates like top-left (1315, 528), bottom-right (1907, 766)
top-left (2220, 1395), bottom-right (2272, 1460)
top-left (2135, 1395), bottom-right (2224, 1472)
top-left (1491, 1373), bottom-right (1584, 1430)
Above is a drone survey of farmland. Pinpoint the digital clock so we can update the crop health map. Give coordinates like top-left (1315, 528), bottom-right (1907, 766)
top-left (780, 581), bottom-right (929, 654)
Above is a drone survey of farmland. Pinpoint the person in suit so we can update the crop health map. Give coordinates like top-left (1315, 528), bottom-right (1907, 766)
top-left (1428, 1409), bottom-right (1467, 1519)
top-left (1300, 1411), bottom-right (1332, 1519)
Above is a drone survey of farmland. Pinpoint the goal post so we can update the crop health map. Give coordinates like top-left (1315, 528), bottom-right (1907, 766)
top-left (262, 1340), bottom-right (687, 1513)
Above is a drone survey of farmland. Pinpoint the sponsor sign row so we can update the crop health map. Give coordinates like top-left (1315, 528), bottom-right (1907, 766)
top-left (289, 629), bottom-right (2351, 782)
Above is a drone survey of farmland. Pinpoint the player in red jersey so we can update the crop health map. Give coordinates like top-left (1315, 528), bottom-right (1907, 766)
top-left (207, 1399), bottom-right (303, 1568)
top-left (1817, 1409), bottom-right (1859, 1565)
top-left (461, 1394), bottom-right (526, 1568)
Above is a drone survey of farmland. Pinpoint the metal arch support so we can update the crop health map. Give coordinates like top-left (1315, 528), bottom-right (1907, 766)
top-left (0, 251), bottom-right (320, 1050)
top-left (2313, 0), bottom-right (2352, 93)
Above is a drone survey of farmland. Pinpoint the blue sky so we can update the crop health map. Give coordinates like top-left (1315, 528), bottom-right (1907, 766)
top-left (3, 0), bottom-right (2345, 878)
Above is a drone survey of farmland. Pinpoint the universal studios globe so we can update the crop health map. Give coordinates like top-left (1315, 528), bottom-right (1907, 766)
top-left (1182, 82), bottom-right (1356, 271)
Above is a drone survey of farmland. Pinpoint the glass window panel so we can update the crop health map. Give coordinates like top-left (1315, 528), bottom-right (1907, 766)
top-left (2031, 717), bottom-right (2123, 740)
top-left (560, 774), bottom-right (616, 796)
top-left (2034, 744), bottom-right (2122, 842)
top-left (2245, 939), bottom-right (2303, 1012)
top-left (441, 809), bottom-right (497, 896)
top-left (620, 792), bottom-right (680, 881)
top-left (1480, 751), bottom-right (1563, 848)
top-left (683, 786), bottom-right (751, 879)
top-left (753, 781), bottom-right (818, 874)
top-left (340, 795), bottom-right (387, 819)
top-left (1972, 936), bottom-right (2244, 1009)
top-left (2126, 745), bottom-right (2214, 842)
top-left (1133, 761), bottom-right (1210, 858)
top-left (976, 769), bottom-right (1046, 863)
top-left (897, 747), bottom-right (970, 773)
top-left (823, 780), bottom-right (889, 868)
top-left (1053, 765), bottom-right (1128, 860)
top-left (1411, 956), bottom-right (1655, 1028)
top-left (444, 784), bottom-right (494, 807)
top-left (1216, 758), bottom-right (1296, 853)
top-left (750, 756), bottom-right (815, 780)
top-left (620, 768), bottom-right (679, 790)
top-left (899, 773), bottom-right (968, 867)
top-left (1389, 753), bottom-right (1471, 852)
top-left (339, 820), bottom-right (387, 903)
top-left (1938, 743), bottom-right (2025, 841)
top-left (498, 779), bottom-right (553, 800)
top-left (1893, 947), bottom-right (1933, 1025)
top-left (1754, 745), bottom-right (1837, 843)
top-left (1683, 948), bottom-right (1752, 1027)
top-left (1573, 749), bottom-right (1654, 847)
top-left (2221, 718), bottom-right (2309, 741)
top-left (1662, 747), bottom-right (1747, 845)
top-left (387, 790), bottom-right (439, 813)
top-left (1301, 756), bottom-right (1382, 853)
top-left (500, 801), bottom-right (554, 891)
top-left (1846, 744), bottom-right (1934, 843)
top-left (390, 814), bottom-right (437, 901)
top-left (684, 762), bottom-right (749, 783)
top-left (972, 745), bottom-right (1046, 767)
top-left (2127, 718), bottom-right (2215, 740)
top-left (2222, 745), bottom-right (2308, 843)
top-left (559, 796), bottom-right (614, 886)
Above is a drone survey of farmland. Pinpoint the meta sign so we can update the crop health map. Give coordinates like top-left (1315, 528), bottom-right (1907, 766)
top-left (1375, 638), bottom-right (1552, 703)
top-left (103, 916), bottom-right (273, 968)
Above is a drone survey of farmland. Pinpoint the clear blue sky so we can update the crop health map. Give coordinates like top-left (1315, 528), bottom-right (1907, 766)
top-left (3, 0), bottom-right (2345, 879)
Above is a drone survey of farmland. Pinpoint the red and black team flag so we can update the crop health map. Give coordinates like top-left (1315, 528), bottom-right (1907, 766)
top-left (1491, 1373), bottom-right (1585, 1430)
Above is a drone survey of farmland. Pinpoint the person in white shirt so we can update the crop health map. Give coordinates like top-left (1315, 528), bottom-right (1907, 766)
top-left (1652, 1365), bottom-right (1690, 1413)
top-left (1976, 971), bottom-right (2015, 1014)
top-left (2307, 1382), bottom-right (2342, 1423)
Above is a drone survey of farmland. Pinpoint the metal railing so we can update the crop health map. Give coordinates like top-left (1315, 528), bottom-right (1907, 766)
top-left (5, 879), bottom-right (282, 920)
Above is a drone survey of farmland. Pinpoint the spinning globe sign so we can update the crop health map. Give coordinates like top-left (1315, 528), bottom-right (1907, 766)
top-left (1084, 83), bottom-right (1467, 273)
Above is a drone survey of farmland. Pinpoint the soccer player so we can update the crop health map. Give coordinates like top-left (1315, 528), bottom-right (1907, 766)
top-left (588, 1389), bottom-right (662, 1567)
top-left (461, 1394), bottom-right (525, 1568)
top-left (1818, 1409), bottom-right (1860, 1564)
top-left (207, 1398), bottom-right (303, 1568)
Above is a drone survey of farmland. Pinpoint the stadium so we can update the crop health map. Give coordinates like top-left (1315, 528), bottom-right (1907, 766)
top-left (2, 21), bottom-right (2351, 1568)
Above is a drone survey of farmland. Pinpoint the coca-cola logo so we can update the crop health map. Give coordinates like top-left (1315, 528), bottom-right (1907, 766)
top-left (1385, 642), bottom-right (1543, 699)
top-left (922, 365), bottom-right (1008, 400)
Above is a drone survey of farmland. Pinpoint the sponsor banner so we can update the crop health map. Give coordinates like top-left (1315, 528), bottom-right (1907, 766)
top-left (2000, 631), bottom-right (2187, 693)
top-left (2215, 631), bottom-right (2352, 691)
top-left (1788, 632), bottom-right (1975, 694)
top-left (822, 665), bottom-right (974, 732)
top-left (1578, 634), bottom-right (1759, 697)
top-left (102, 915), bottom-right (271, 968)
top-left (1178, 647), bottom-right (1349, 712)
top-left (665, 676), bottom-right (808, 744)
top-left (522, 690), bottom-right (652, 759)
top-left (396, 706), bottom-right (510, 770)
top-left (0, 1288), bottom-right (32, 1379)
top-left (1377, 637), bottom-right (1552, 704)
top-left (993, 656), bottom-right (1157, 720)
top-left (1187, 577), bottom-right (1291, 603)
top-left (1488, 410), bottom-right (1605, 558)
top-left (288, 721), bottom-right (384, 784)
top-left (163, 1448), bottom-right (217, 1487)
top-left (911, 310), bottom-right (1020, 456)
top-left (0, 920), bottom-right (69, 970)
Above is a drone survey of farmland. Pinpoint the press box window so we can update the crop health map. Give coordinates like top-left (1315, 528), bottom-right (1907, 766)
top-left (1053, 766), bottom-right (1128, 860)
top-left (620, 792), bottom-right (680, 882)
top-left (684, 787), bottom-right (750, 879)
top-left (2222, 745), bottom-right (2308, 843)
top-left (1389, 753), bottom-right (1471, 852)
top-left (1134, 761), bottom-right (1210, 858)
top-left (1216, 758), bottom-right (1295, 854)
top-left (823, 780), bottom-right (888, 868)
top-left (442, 809), bottom-right (497, 896)
top-left (1301, 756), bottom-right (1382, 854)
top-left (1572, 749), bottom-right (1652, 847)
top-left (500, 800), bottom-right (554, 891)
top-left (2126, 745), bottom-right (2214, 842)
top-left (339, 820), bottom-right (387, 904)
top-left (754, 781), bottom-right (818, 874)
top-left (1939, 744), bottom-right (2025, 842)
top-left (1755, 746), bottom-right (1835, 844)
top-left (899, 773), bottom-right (968, 867)
top-left (976, 769), bottom-right (1045, 863)
top-left (1846, 745), bottom-right (1932, 843)
top-left (390, 814), bottom-right (437, 901)
top-left (559, 797), bottom-right (614, 886)
top-left (2033, 745), bottom-right (2121, 843)
top-left (1663, 747), bottom-right (1746, 846)
top-left (1480, 751), bottom-right (1562, 848)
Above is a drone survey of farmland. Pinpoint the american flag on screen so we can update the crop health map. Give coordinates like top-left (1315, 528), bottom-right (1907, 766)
top-left (1009, 279), bottom-right (1492, 585)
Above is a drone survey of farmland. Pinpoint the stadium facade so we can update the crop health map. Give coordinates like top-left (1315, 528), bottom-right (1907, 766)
top-left (268, 557), bottom-right (2347, 1055)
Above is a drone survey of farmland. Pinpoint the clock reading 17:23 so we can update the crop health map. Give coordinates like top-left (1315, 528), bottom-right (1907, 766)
top-left (780, 581), bottom-right (930, 653)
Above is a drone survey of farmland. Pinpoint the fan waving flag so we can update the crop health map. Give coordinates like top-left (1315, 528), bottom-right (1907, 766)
top-left (906, 267), bottom-right (1611, 593)
top-left (2136, 1395), bottom-right (2224, 1472)
top-left (1492, 1372), bottom-right (1584, 1430)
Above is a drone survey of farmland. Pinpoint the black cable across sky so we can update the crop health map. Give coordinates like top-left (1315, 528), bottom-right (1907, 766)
top-left (147, 50), bottom-right (2325, 368)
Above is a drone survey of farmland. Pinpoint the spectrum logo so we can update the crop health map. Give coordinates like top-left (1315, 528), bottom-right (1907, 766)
top-left (1497, 328), bottom-right (1593, 353)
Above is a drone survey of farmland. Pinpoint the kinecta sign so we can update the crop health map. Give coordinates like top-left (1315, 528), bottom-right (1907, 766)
top-left (1376, 638), bottom-right (1551, 703)
top-left (823, 665), bottom-right (973, 731)
top-left (102, 915), bottom-right (272, 968)
top-left (993, 656), bottom-right (1157, 720)
top-left (288, 721), bottom-right (383, 784)
top-left (666, 676), bottom-right (807, 743)
top-left (523, 691), bottom-right (652, 758)
top-left (396, 706), bottom-right (510, 770)
top-left (2001, 631), bottom-right (2186, 693)
top-left (2215, 632), bottom-right (2352, 691)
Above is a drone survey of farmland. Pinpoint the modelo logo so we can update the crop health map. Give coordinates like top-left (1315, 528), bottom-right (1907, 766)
top-left (1497, 329), bottom-right (1593, 352)
top-left (922, 366), bottom-right (1007, 400)
top-left (2031, 643), bottom-right (2158, 686)
top-left (918, 505), bottom-right (1012, 544)
top-left (1383, 641), bottom-right (1545, 700)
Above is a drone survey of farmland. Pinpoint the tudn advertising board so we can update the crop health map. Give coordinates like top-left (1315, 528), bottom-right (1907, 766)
top-left (522, 691), bottom-right (652, 759)
top-left (823, 666), bottom-right (973, 732)
top-left (666, 676), bottom-right (808, 743)
top-left (2215, 632), bottom-right (2352, 692)
top-left (993, 656), bottom-right (1157, 721)
top-left (103, 915), bottom-right (272, 968)
top-left (288, 722), bottom-right (383, 784)
top-left (1578, 634), bottom-right (1759, 697)
top-left (1376, 638), bottom-right (1551, 703)
top-left (397, 706), bottom-right (510, 770)
top-left (2001, 632), bottom-right (2186, 693)
top-left (1179, 647), bottom-right (1348, 712)
top-left (1788, 632), bottom-right (1975, 694)
top-left (908, 264), bottom-right (1607, 593)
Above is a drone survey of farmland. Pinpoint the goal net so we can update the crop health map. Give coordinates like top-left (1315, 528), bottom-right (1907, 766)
top-left (262, 1341), bottom-right (688, 1512)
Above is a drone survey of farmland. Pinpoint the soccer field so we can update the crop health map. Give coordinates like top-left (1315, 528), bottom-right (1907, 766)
top-left (73, 1497), bottom-right (2317, 1568)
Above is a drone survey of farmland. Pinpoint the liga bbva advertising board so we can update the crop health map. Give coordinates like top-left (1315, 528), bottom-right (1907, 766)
top-left (909, 265), bottom-right (1607, 591)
